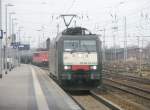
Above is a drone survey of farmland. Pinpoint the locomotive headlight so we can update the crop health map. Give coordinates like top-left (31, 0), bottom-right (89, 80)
top-left (78, 54), bottom-right (82, 58)
top-left (90, 65), bottom-right (97, 70)
top-left (92, 66), bottom-right (97, 70)
top-left (64, 65), bottom-right (71, 70)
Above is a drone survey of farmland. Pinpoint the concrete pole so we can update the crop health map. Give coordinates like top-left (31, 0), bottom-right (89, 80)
top-left (0, 0), bottom-right (3, 78)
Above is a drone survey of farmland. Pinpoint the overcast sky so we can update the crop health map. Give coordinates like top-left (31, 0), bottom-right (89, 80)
top-left (2, 0), bottom-right (150, 48)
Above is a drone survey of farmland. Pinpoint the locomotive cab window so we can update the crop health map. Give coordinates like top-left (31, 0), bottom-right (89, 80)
top-left (64, 40), bottom-right (96, 52)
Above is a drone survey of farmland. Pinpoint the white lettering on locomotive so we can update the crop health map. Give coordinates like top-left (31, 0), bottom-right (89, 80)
top-left (63, 52), bottom-right (98, 65)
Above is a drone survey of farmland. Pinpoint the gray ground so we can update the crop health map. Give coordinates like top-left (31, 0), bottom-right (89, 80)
top-left (0, 64), bottom-right (81, 110)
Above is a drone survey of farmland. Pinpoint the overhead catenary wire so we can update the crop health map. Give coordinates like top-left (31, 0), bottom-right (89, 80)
top-left (65, 0), bottom-right (76, 13)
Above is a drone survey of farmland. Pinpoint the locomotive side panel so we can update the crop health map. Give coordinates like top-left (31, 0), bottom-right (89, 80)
top-left (49, 46), bottom-right (59, 78)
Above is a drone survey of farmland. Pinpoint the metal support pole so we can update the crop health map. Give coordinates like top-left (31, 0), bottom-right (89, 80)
top-left (38, 34), bottom-right (40, 48)
top-left (113, 34), bottom-right (116, 62)
top-left (5, 4), bottom-right (8, 74)
top-left (4, 4), bottom-right (14, 73)
top-left (8, 13), bottom-right (12, 70)
top-left (12, 18), bottom-right (17, 42)
top-left (11, 18), bottom-right (16, 67)
top-left (124, 16), bottom-right (127, 62)
top-left (0, 0), bottom-right (3, 78)
top-left (103, 28), bottom-right (106, 63)
top-left (111, 13), bottom-right (118, 63)
top-left (9, 14), bottom-right (12, 40)
top-left (8, 13), bottom-right (12, 71)
top-left (137, 36), bottom-right (140, 74)
top-left (98, 28), bottom-right (106, 63)
top-left (139, 38), bottom-right (144, 77)
top-left (16, 31), bottom-right (19, 66)
top-left (18, 29), bottom-right (21, 66)
top-left (42, 31), bottom-right (45, 48)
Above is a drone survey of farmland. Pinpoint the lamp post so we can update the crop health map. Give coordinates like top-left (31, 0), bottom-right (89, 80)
top-left (12, 18), bottom-right (17, 68)
top-left (5, 3), bottom-right (14, 74)
top-left (9, 12), bottom-right (15, 39)
top-left (124, 16), bottom-right (127, 62)
top-left (9, 13), bottom-right (16, 70)
top-left (18, 27), bottom-right (23, 66)
top-left (11, 18), bottom-right (17, 43)
top-left (0, 0), bottom-right (2, 78)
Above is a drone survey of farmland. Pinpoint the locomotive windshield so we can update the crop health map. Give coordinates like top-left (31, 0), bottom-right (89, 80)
top-left (64, 40), bottom-right (96, 52)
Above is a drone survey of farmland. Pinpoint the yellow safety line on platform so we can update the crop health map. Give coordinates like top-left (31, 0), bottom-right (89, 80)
top-left (31, 66), bottom-right (50, 110)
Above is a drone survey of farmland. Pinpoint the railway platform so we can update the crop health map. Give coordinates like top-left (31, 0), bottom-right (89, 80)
top-left (0, 64), bottom-right (82, 110)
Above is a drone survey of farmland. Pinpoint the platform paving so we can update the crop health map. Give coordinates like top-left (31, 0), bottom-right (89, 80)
top-left (0, 64), bottom-right (81, 110)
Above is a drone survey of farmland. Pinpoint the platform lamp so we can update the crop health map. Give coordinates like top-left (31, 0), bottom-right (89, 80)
top-left (0, 0), bottom-right (3, 78)
top-left (11, 18), bottom-right (17, 69)
top-left (18, 26), bottom-right (24, 66)
top-left (8, 13), bottom-right (16, 71)
top-left (9, 12), bottom-right (16, 41)
top-left (5, 3), bottom-right (14, 74)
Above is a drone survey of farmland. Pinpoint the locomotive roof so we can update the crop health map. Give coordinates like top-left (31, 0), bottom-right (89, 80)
top-left (55, 27), bottom-right (99, 42)
top-left (62, 27), bottom-right (92, 35)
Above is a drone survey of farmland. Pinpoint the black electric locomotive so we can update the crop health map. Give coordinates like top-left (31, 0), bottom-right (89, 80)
top-left (48, 27), bottom-right (102, 90)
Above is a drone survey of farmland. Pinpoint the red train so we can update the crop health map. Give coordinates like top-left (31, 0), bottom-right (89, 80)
top-left (32, 51), bottom-right (48, 67)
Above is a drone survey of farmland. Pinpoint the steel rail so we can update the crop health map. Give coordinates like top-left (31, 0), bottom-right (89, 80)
top-left (103, 78), bottom-right (150, 101)
top-left (90, 91), bottom-right (122, 110)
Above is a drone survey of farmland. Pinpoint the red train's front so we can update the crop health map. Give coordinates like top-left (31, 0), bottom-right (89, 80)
top-left (32, 51), bottom-right (48, 67)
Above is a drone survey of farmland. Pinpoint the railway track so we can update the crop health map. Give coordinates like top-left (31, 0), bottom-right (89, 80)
top-left (40, 67), bottom-right (150, 100)
top-left (39, 67), bottom-right (49, 70)
top-left (103, 72), bottom-right (150, 85)
top-left (40, 67), bottom-right (122, 110)
top-left (103, 78), bottom-right (150, 101)
top-left (40, 66), bottom-right (150, 109)
top-left (69, 91), bottom-right (122, 110)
